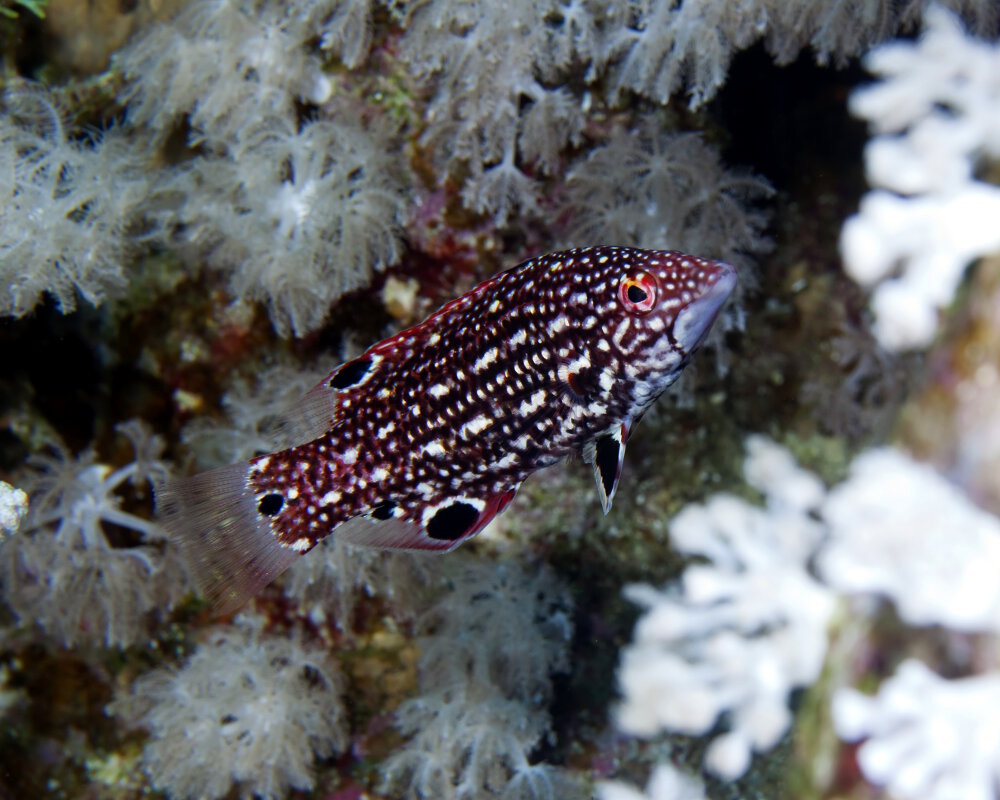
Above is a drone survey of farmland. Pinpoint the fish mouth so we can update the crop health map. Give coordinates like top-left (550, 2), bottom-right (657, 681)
top-left (672, 261), bottom-right (738, 351)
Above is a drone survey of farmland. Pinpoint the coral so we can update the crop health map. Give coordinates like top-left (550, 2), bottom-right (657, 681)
top-left (0, 420), bottom-right (185, 648)
top-left (114, 0), bottom-right (332, 148)
top-left (181, 359), bottom-right (339, 469)
top-left (597, 763), bottom-right (707, 800)
top-left (819, 446), bottom-right (1000, 630)
top-left (834, 659), bottom-right (1000, 800)
top-left (114, 0), bottom-right (410, 337)
top-left (0, 85), bottom-right (152, 317)
top-left (304, 0), bottom-right (377, 69)
top-left (611, 434), bottom-right (1000, 787)
top-left (379, 556), bottom-right (578, 799)
top-left (561, 122), bottom-right (773, 265)
top-left (840, 6), bottom-right (1000, 350)
top-left (798, 315), bottom-right (911, 442)
top-left (282, 534), bottom-right (425, 628)
top-left (600, 0), bottom-right (997, 110)
top-left (600, 0), bottom-right (768, 109)
top-left (613, 436), bottom-right (836, 779)
top-left (0, 480), bottom-right (27, 537)
top-left (164, 114), bottom-right (409, 337)
top-left (109, 614), bottom-right (348, 800)
top-left (397, 0), bottom-right (587, 223)
top-left (392, 0), bottom-right (998, 221)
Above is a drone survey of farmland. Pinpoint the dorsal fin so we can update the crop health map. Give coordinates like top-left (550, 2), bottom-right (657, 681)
top-left (270, 355), bottom-right (377, 448)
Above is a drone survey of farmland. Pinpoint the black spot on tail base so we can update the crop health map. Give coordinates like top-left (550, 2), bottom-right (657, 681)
top-left (426, 502), bottom-right (479, 541)
top-left (258, 493), bottom-right (284, 516)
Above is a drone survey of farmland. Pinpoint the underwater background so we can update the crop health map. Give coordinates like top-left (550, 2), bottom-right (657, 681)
top-left (2, 1), bottom-right (1000, 798)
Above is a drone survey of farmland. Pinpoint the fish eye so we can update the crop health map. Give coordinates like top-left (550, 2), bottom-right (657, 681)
top-left (618, 272), bottom-right (657, 314)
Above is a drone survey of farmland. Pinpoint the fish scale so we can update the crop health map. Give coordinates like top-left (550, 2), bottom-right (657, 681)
top-left (159, 245), bottom-right (737, 613)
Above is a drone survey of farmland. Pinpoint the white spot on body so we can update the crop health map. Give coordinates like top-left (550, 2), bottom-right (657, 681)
top-left (509, 329), bottom-right (527, 347)
top-left (422, 440), bottom-right (446, 457)
top-left (320, 490), bottom-right (341, 505)
top-left (429, 383), bottom-right (450, 398)
top-left (377, 421), bottom-right (396, 439)
top-left (567, 354), bottom-right (591, 374)
top-left (548, 316), bottom-right (569, 335)
top-left (518, 389), bottom-right (547, 416)
top-left (290, 537), bottom-right (312, 552)
top-left (494, 453), bottom-right (518, 469)
top-left (613, 318), bottom-right (632, 351)
top-left (461, 414), bottom-right (492, 437)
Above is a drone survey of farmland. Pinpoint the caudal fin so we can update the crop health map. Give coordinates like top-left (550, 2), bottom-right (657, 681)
top-left (157, 463), bottom-right (299, 615)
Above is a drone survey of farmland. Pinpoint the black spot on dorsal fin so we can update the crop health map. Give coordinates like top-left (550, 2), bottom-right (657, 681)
top-left (330, 357), bottom-right (373, 389)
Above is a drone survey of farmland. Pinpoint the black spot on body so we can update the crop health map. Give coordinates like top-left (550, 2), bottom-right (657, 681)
top-left (330, 357), bottom-right (373, 389)
top-left (627, 284), bottom-right (647, 303)
top-left (594, 435), bottom-right (619, 498)
top-left (371, 501), bottom-right (396, 520)
top-left (258, 493), bottom-right (284, 516)
top-left (426, 501), bottom-right (480, 541)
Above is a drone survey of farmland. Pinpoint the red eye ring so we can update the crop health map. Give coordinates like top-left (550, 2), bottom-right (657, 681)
top-left (618, 272), bottom-right (658, 314)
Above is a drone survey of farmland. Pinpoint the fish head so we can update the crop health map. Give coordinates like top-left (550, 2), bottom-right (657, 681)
top-left (601, 249), bottom-right (737, 398)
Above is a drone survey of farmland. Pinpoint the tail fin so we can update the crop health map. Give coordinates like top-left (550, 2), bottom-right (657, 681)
top-left (157, 463), bottom-right (298, 615)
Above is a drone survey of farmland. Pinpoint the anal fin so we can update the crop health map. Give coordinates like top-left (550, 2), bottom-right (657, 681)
top-left (336, 486), bottom-right (519, 553)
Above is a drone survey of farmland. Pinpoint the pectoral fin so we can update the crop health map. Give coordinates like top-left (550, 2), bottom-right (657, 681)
top-left (584, 420), bottom-right (630, 515)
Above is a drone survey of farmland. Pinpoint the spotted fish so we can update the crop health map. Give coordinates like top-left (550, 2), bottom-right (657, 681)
top-left (160, 246), bottom-right (736, 612)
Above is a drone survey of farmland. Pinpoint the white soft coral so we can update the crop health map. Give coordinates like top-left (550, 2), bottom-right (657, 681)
top-left (0, 85), bottom-right (150, 317)
top-left (109, 614), bottom-right (348, 800)
top-left (115, 0), bottom-right (331, 148)
top-left (380, 557), bottom-right (577, 799)
top-left (0, 420), bottom-right (184, 648)
top-left (166, 115), bottom-right (408, 337)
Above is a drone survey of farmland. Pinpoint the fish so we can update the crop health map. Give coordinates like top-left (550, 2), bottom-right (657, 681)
top-left (159, 246), bottom-right (737, 612)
